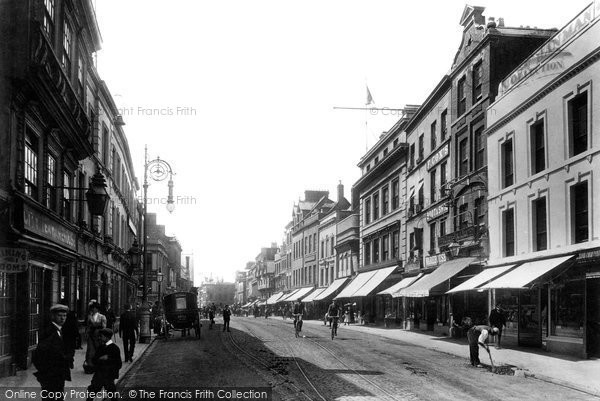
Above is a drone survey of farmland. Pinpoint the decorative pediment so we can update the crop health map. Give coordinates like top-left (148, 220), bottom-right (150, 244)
top-left (452, 5), bottom-right (487, 69)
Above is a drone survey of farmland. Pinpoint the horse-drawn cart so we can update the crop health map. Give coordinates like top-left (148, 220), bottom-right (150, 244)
top-left (162, 291), bottom-right (201, 339)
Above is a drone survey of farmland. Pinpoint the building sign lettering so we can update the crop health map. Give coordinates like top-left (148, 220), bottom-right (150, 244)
top-left (23, 205), bottom-right (76, 250)
top-left (500, 1), bottom-right (599, 95)
top-left (426, 204), bottom-right (449, 221)
top-left (426, 144), bottom-right (449, 171)
top-left (425, 252), bottom-right (448, 268)
top-left (0, 248), bottom-right (28, 273)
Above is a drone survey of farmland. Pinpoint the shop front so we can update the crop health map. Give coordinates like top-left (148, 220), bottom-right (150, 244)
top-left (397, 257), bottom-right (478, 335)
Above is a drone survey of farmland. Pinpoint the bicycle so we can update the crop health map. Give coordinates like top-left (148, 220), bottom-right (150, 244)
top-left (330, 315), bottom-right (339, 340)
top-left (293, 313), bottom-right (303, 338)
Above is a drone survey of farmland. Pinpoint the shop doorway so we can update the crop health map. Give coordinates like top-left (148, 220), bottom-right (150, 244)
top-left (519, 289), bottom-right (541, 347)
top-left (426, 298), bottom-right (436, 331)
top-left (586, 278), bottom-right (600, 357)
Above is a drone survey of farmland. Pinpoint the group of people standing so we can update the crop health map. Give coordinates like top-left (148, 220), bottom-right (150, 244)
top-left (33, 301), bottom-right (140, 400)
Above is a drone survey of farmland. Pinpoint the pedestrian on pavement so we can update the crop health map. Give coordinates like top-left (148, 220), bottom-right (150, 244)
top-left (62, 308), bottom-right (80, 362)
top-left (344, 307), bottom-right (350, 326)
top-left (222, 304), bottom-right (232, 332)
top-left (85, 328), bottom-right (122, 401)
top-left (467, 324), bottom-right (499, 367)
top-left (489, 304), bottom-right (506, 349)
top-left (84, 301), bottom-right (107, 374)
top-left (33, 304), bottom-right (73, 401)
top-left (209, 303), bottom-right (216, 329)
top-left (119, 304), bottom-right (139, 363)
top-left (104, 304), bottom-right (116, 335)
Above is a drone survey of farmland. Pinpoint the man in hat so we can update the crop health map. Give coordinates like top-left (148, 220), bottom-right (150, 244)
top-left (489, 304), bottom-right (507, 349)
top-left (86, 328), bottom-right (122, 401)
top-left (33, 304), bottom-right (72, 401)
top-left (119, 304), bottom-right (139, 362)
top-left (222, 305), bottom-right (231, 332)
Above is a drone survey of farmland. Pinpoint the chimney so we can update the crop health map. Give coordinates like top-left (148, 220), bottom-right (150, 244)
top-left (337, 181), bottom-right (344, 203)
top-left (498, 17), bottom-right (505, 27)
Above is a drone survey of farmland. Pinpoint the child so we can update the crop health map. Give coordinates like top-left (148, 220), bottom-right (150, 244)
top-left (86, 328), bottom-right (122, 401)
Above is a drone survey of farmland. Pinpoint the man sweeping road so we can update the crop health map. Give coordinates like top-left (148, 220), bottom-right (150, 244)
top-left (467, 325), bottom-right (499, 368)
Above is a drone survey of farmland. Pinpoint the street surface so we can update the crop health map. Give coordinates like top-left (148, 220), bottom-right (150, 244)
top-left (119, 317), bottom-right (598, 401)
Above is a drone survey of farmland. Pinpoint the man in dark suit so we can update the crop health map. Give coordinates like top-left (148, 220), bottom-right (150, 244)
top-left (33, 304), bottom-right (73, 401)
top-left (119, 304), bottom-right (138, 362)
top-left (86, 328), bottom-right (122, 401)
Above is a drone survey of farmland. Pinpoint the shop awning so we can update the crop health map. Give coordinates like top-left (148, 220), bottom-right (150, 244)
top-left (277, 289), bottom-right (300, 303)
top-left (241, 301), bottom-right (252, 308)
top-left (313, 278), bottom-right (349, 301)
top-left (302, 288), bottom-right (326, 302)
top-left (280, 286), bottom-right (314, 302)
top-left (352, 266), bottom-right (397, 297)
top-left (379, 273), bottom-right (423, 296)
top-left (480, 255), bottom-right (575, 289)
top-left (334, 271), bottom-right (378, 299)
top-left (446, 265), bottom-right (515, 293)
top-left (255, 300), bottom-right (266, 306)
top-left (265, 291), bottom-right (285, 304)
top-left (397, 257), bottom-right (477, 297)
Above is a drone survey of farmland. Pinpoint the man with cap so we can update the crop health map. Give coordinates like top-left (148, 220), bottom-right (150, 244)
top-left (33, 304), bottom-right (72, 401)
top-left (119, 304), bottom-right (139, 362)
top-left (489, 304), bottom-right (507, 349)
top-left (86, 328), bottom-right (122, 401)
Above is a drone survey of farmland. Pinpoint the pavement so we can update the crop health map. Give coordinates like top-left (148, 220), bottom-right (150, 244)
top-left (302, 319), bottom-right (600, 398)
top-left (0, 334), bottom-right (156, 400)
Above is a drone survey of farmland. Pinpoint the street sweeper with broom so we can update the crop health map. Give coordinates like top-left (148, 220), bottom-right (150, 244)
top-left (467, 325), bottom-right (499, 369)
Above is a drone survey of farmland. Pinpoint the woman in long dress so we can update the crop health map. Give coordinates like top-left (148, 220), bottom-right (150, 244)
top-left (84, 301), bottom-right (106, 373)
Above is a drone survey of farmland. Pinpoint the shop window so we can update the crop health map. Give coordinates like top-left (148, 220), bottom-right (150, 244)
top-left (551, 278), bottom-right (584, 338)
top-left (530, 119), bottom-right (545, 174)
top-left (496, 290), bottom-right (519, 335)
top-left (0, 273), bottom-right (16, 358)
top-left (568, 92), bottom-right (588, 157)
top-left (29, 267), bottom-right (43, 347)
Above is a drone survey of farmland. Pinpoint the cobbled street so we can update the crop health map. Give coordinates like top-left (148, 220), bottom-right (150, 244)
top-left (118, 318), bottom-right (597, 401)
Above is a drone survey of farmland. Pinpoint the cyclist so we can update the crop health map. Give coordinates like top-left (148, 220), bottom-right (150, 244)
top-left (327, 300), bottom-right (340, 337)
top-left (292, 301), bottom-right (304, 334)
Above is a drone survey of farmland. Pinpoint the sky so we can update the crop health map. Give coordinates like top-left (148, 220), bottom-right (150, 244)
top-left (92, 0), bottom-right (590, 284)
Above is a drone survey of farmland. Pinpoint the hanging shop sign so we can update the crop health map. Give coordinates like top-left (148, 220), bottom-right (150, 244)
top-left (426, 144), bottom-right (449, 171)
top-left (0, 247), bottom-right (28, 273)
